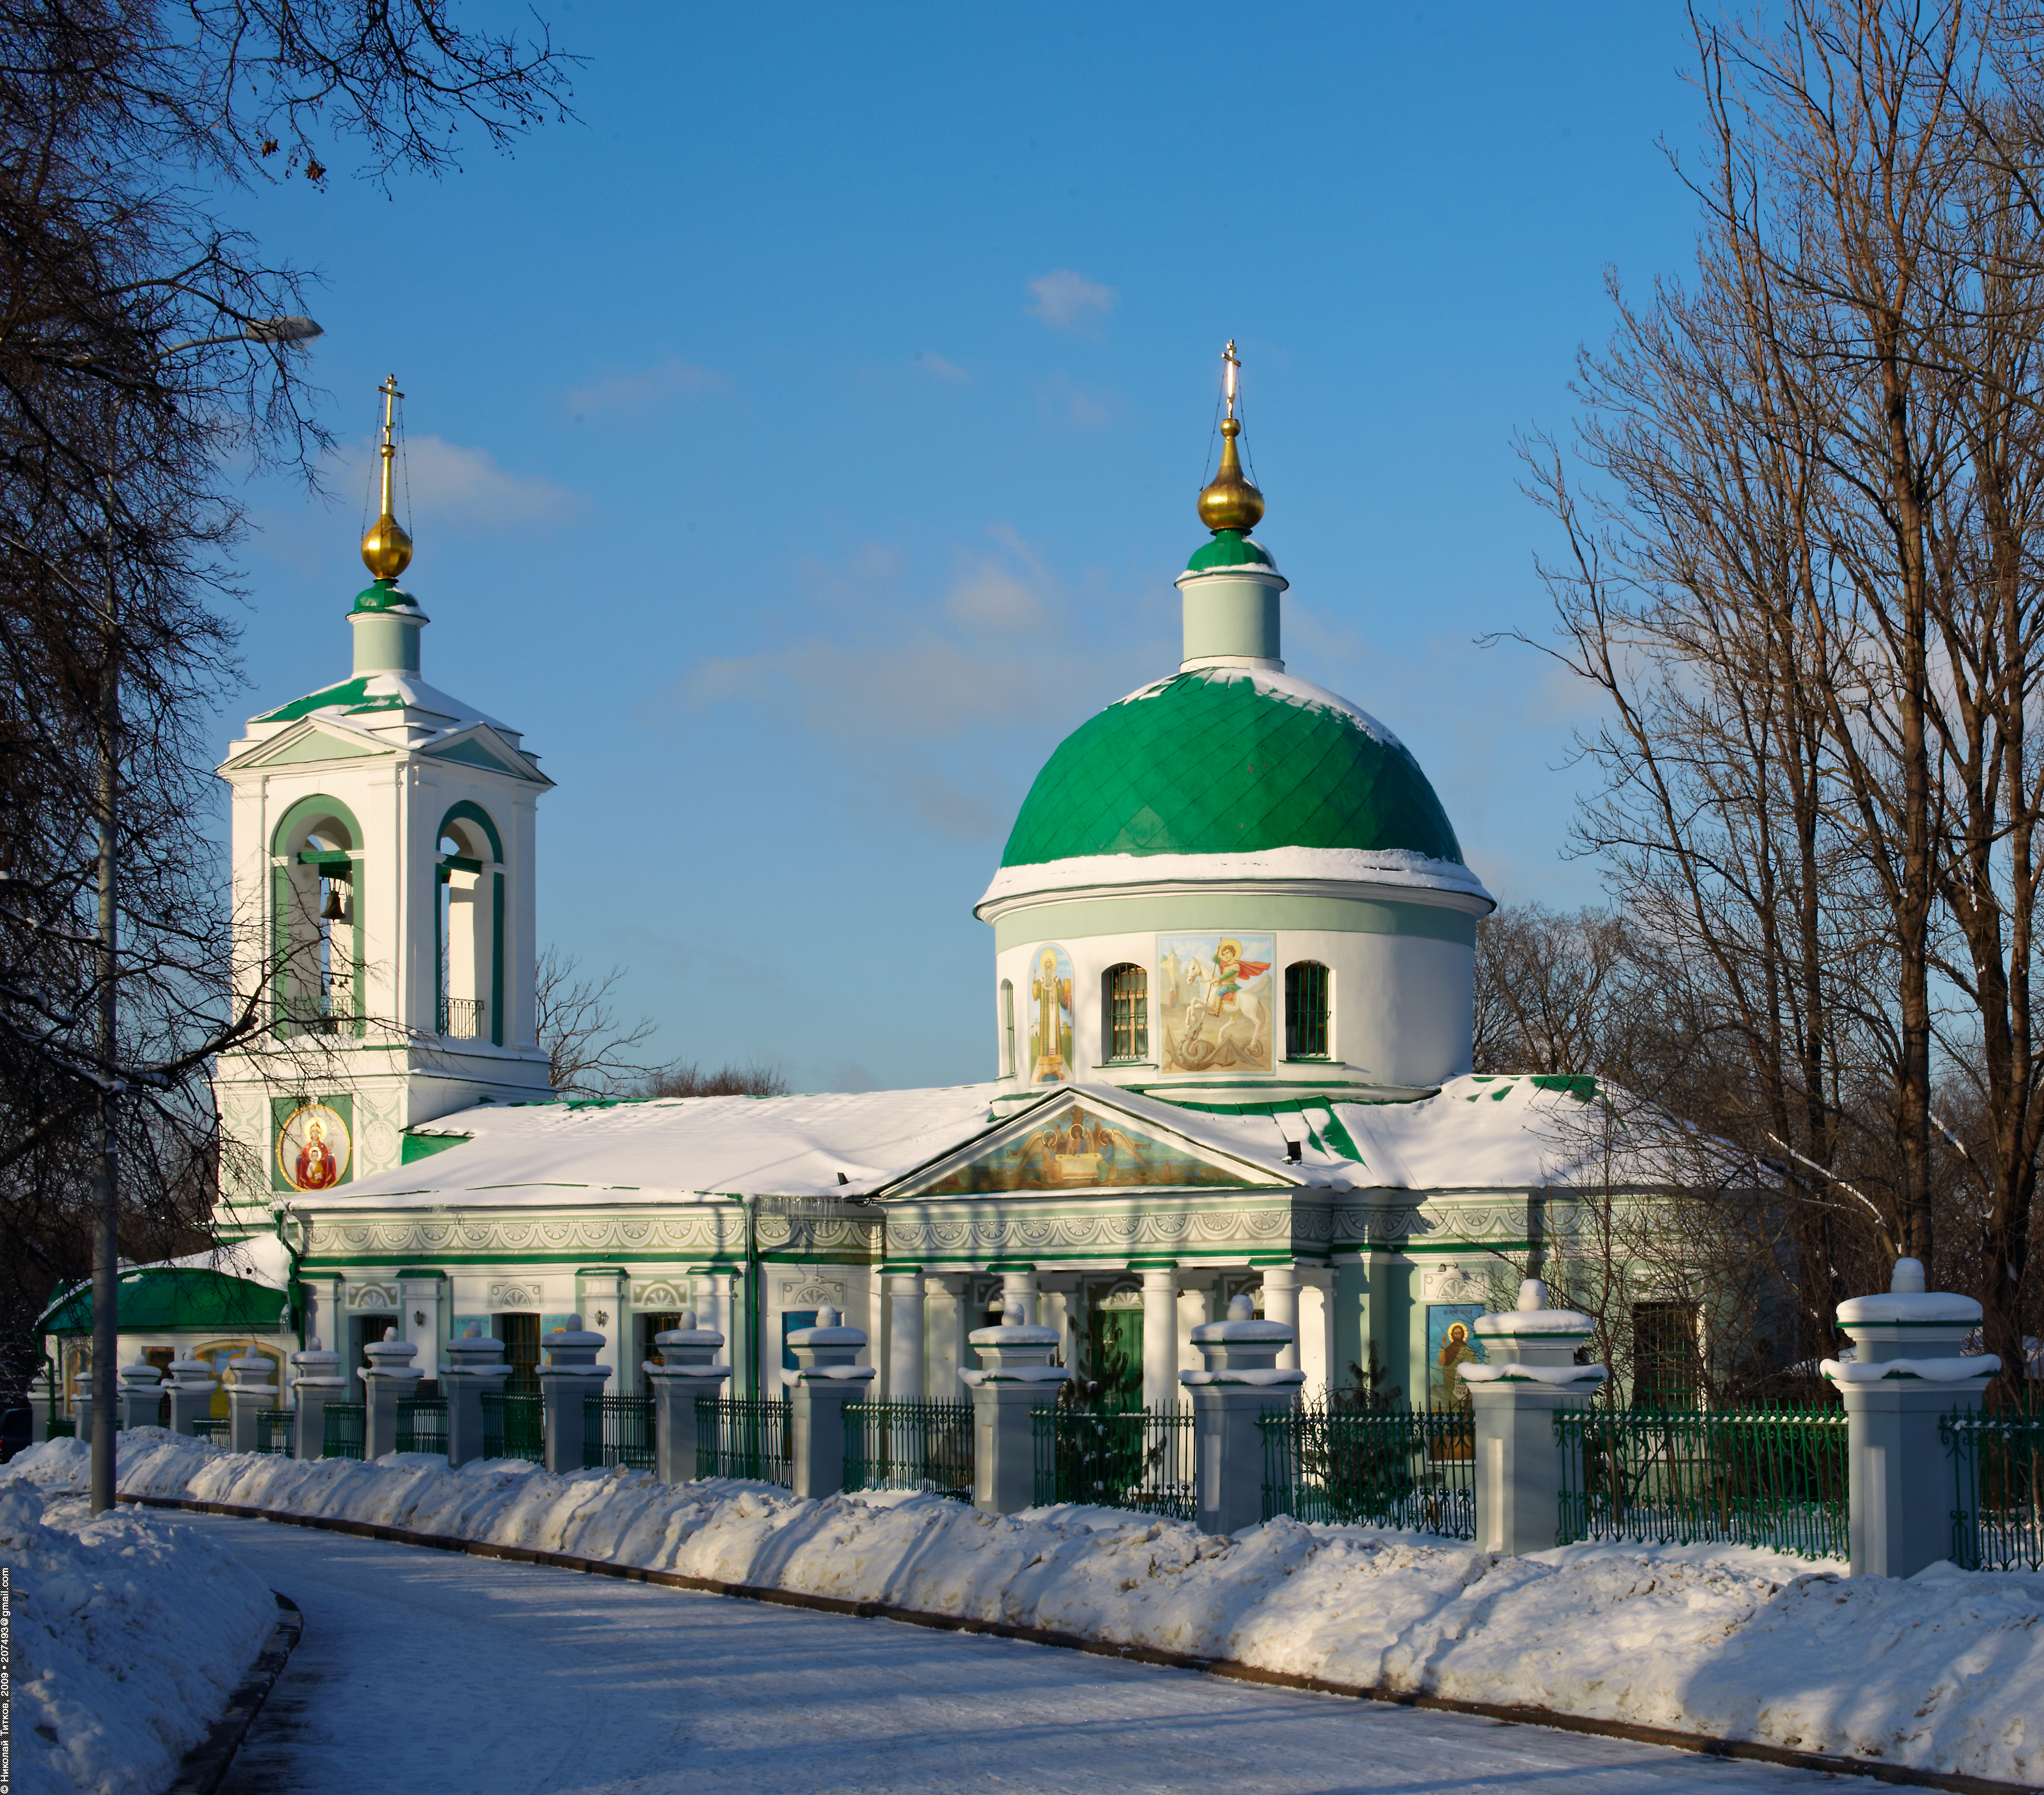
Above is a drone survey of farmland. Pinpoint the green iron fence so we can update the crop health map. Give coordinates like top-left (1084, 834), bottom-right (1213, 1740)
top-left (191, 1416), bottom-right (228, 1447)
top-left (843, 1398), bottom-right (973, 1500)
top-left (1944, 1405), bottom-right (2044, 1571)
top-left (481, 1392), bottom-right (544, 1464)
top-left (322, 1401), bottom-right (365, 1460)
top-left (256, 1408), bottom-right (296, 1456)
top-left (1033, 1404), bottom-right (1195, 1520)
top-left (1556, 1404), bottom-right (1848, 1559)
top-left (584, 1393), bottom-right (656, 1471)
top-left (46, 1418), bottom-right (75, 1440)
top-left (695, 1394), bottom-right (792, 1486)
top-left (396, 1396), bottom-right (449, 1456)
top-left (1260, 1405), bottom-right (1476, 1538)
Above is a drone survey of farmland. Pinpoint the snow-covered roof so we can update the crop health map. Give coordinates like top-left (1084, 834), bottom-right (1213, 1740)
top-left (978, 844), bottom-right (1493, 911)
top-left (296, 1073), bottom-right (1636, 1212)
top-left (220, 671), bottom-right (545, 780)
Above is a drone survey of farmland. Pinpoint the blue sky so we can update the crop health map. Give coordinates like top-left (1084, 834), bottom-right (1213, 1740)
top-left (220, 3), bottom-right (1706, 1093)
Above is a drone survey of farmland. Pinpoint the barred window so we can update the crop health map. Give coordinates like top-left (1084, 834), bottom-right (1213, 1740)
top-left (1632, 1301), bottom-right (1703, 1409)
top-left (1285, 961), bottom-right (1332, 1058)
top-left (1105, 963), bottom-right (1148, 1062)
top-left (1000, 979), bottom-right (1016, 1075)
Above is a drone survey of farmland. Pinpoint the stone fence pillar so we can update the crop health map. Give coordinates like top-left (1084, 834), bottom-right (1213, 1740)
top-left (788, 1306), bottom-right (875, 1500)
top-left (1464, 1280), bottom-right (1607, 1557)
top-left (1826, 1257), bottom-right (1999, 1578)
top-left (165, 1354), bottom-right (218, 1437)
top-left (26, 1368), bottom-right (56, 1443)
top-left (290, 1339), bottom-right (347, 1461)
top-left (1183, 1294), bottom-right (1305, 1537)
top-left (225, 1355), bottom-right (278, 1455)
top-left (443, 1326), bottom-right (512, 1467)
top-left (360, 1328), bottom-right (423, 1460)
top-left (646, 1311), bottom-right (730, 1485)
top-left (962, 1302), bottom-right (1068, 1516)
top-left (73, 1385), bottom-right (93, 1446)
top-left (118, 1360), bottom-right (165, 1432)
top-left (537, 1316), bottom-right (610, 1474)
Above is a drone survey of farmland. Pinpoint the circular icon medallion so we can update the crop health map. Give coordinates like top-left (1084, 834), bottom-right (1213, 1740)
top-left (278, 1103), bottom-right (350, 1191)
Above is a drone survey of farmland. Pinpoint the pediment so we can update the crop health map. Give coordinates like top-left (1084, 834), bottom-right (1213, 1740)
top-left (884, 1089), bottom-right (1280, 1199)
top-left (227, 721), bottom-right (387, 769)
top-left (422, 727), bottom-right (544, 782)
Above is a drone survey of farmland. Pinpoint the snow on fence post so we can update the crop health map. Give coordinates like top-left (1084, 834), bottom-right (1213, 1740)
top-left (289, 1338), bottom-right (347, 1461)
top-left (224, 1356), bottom-right (277, 1455)
top-left (26, 1367), bottom-right (56, 1442)
top-left (787, 1306), bottom-right (875, 1500)
top-left (118, 1359), bottom-right (163, 1432)
top-left (165, 1354), bottom-right (218, 1437)
top-left (1826, 1257), bottom-right (1998, 1578)
top-left (537, 1316), bottom-right (610, 1475)
top-left (441, 1325), bottom-right (512, 1467)
top-left (645, 1311), bottom-right (730, 1485)
top-left (360, 1327), bottom-right (425, 1460)
top-left (962, 1301), bottom-right (1068, 1517)
top-left (1183, 1294), bottom-right (1305, 1537)
top-left (1463, 1280), bottom-right (1607, 1557)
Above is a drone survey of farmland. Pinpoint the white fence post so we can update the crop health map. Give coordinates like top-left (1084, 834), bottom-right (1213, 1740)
top-left (289, 1339), bottom-right (347, 1460)
top-left (646, 1311), bottom-right (730, 1485)
top-left (165, 1355), bottom-right (218, 1437)
top-left (537, 1316), bottom-right (611, 1474)
top-left (962, 1302), bottom-right (1067, 1516)
top-left (1464, 1280), bottom-right (1607, 1556)
top-left (360, 1329), bottom-right (423, 1459)
top-left (1183, 1295), bottom-right (1304, 1537)
top-left (443, 1326), bottom-right (512, 1467)
top-left (225, 1356), bottom-right (278, 1455)
top-left (1827, 1257), bottom-right (1998, 1578)
top-left (118, 1360), bottom-right (163, 1432)
top-left (788, 1306), bottom-right (874, 1500)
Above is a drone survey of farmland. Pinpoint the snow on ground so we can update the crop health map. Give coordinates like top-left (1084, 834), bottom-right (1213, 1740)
top-left (14, 1430), bottom-right (2044, 1789)
top-left (0, 1469), bottom-right (277, 1795)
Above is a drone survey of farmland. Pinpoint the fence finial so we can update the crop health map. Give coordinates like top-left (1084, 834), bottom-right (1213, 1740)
top-left (1890, 1257), bottom-right (1927, 1294)
top-left (1516, 1278), bottom-right (1549, 1311)
top-left (1228, 1293), bottom-right (1255, 1321)
top-left (816, 1304), bottom-right (841, 1329)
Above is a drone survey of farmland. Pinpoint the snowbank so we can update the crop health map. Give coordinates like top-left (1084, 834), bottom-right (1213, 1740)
top-left (13, 1432), bottom-right (2044, 1787)
top-left (1, 1458), bottom-right (278, 1795)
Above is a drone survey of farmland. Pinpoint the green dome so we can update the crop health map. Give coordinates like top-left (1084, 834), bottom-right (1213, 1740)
top-left (1186, 529), bottom-right (1276, 573)
top-left (1000, 667), bottom-right (1467, 869)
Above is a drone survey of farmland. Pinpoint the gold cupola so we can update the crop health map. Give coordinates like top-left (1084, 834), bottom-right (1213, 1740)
top-left (1196, 339), bottom-right (1265, 533)
top-left (359, 373), bottom-right (414, 581)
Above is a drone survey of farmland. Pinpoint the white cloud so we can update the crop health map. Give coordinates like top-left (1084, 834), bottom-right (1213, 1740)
top-left (333, 433), bottom-right (588, 534)
top-left (564, 356), bottom-right (726, 417)
top-left (1027, 269), bottom-right (1117, 333)
top-left (913, 350), bottom-right (972, 384)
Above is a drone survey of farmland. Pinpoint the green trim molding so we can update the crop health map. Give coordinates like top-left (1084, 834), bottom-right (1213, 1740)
top-left (993, 892), bottom-right (1476, 952)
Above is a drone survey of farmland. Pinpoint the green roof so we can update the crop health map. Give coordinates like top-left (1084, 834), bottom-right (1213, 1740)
top-left (1000, 668), bottom-right (1466, 868)
top-left (257, 676), bottom-right (373, 723)
top-left (1186, 529), bottom-right (1275, 572)
top-left (348, 577), bottom-right (425, 617)
top-left (39, 1267), bottom-right (289, 1335)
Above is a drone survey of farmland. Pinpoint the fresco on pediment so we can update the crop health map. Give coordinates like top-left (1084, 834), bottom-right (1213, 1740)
top-left (920, 1100), bottom-right (1257, 1195)
top-left (1159, 932), bottom-right (1274, 1074)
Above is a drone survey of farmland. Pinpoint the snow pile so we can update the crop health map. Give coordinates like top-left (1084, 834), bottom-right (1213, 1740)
top-left (13, 1431), bottom-right (2044, 1787)
top-left (1, 1448), bottom-right (277, 1795)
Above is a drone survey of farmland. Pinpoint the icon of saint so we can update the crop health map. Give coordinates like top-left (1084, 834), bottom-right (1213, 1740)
top-left (295, 1118), bottom-right (339, 1190)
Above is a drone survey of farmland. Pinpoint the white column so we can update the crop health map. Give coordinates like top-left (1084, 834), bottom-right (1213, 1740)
top-left (1262, 1264), bottom-right (1302, 1372)
top-left (691, 1271), bottom-right (736, 1370)
top-left (1141, 1266), bottom-right (1179, 1412)
top-left (886, 1273), bottom-right (927, 1401)
top-left (927, 1274), bottom-right (972, 1395)
top-left (999, 1266), bottom-right (1037, 1327)
top-left (400, 1272), bottom-right (445, 1385)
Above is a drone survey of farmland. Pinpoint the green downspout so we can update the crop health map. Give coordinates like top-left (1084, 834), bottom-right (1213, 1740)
top-left (741, 1195), bottom-right (759, 1400)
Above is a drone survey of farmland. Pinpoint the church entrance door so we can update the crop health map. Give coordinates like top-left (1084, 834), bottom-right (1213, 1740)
top-left (1088, 1308), bottom-right (1143, 1412)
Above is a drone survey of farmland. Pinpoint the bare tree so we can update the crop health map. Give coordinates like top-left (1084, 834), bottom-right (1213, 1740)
top-left (635, 1061), bottom-right (791, 1100)
top-left (534, 946), bottom-right (658, 1098)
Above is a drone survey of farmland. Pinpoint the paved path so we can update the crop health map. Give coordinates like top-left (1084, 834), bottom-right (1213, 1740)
top-left (165, 1512), bottom-right (1864, 1794)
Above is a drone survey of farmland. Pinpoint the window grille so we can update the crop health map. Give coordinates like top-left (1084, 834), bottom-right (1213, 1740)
top-left (1285, 961), bottom-right (1331, 1058)
top-left (1631, 1301), bottom-right (1704, 1409)
top-left (1001, 980), bottom-right (1015, 1075)
top-left (1105, 963), bottom-right (1148, 1062)
top-left (499, 1311), bottom-right (541, 1397)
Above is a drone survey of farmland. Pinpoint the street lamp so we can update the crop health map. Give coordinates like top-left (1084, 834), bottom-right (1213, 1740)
top-left (87, 314), bottom-right (322, 1516)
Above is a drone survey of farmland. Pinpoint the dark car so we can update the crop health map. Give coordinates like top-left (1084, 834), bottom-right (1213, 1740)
top-left (1, 1406), bottom-right (31, 1464)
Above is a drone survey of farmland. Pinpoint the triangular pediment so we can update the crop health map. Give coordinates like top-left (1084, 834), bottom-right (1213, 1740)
top-left (422, 726), bottom-right (545, 782)
top-left (883, 1089), bottom-right (1281, 1199)
top-left (225, 720), bottom-right (388, 770)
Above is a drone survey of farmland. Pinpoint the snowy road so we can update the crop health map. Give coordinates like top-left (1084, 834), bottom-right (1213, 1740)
top-left (166, 1511), bottom-right (1869, 1795)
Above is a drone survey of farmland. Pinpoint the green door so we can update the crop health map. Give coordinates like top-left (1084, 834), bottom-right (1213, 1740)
top-left (1088, 1307), bottom-right (1143, 1412)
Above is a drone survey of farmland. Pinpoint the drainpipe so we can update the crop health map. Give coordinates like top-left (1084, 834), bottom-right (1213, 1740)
top-left (741, 1194), bottom-right (760, 1401)
top-left (277, 1203), bottom-right (307, 1350)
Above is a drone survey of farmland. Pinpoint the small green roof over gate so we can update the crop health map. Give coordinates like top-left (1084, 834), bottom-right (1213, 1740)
top-left (39, 1267), bottom-right (289, 1336)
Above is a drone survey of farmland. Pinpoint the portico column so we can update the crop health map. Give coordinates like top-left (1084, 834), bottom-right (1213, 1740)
top-left (1139, 1263), bottom-right (1179, 1412)
top-left (691, 1270), bottom-right (737, 1371)
top-left (998, 1264), bottom-right (1037, 1327)
top-left (885, 1271), bottom-right (926, 1401)
top-left (1261, 1263), bottom-right (1302, 1371)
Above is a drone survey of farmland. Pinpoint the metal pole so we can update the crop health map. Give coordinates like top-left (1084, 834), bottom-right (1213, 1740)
top-left (90, 392), bottom-right (123, 1517)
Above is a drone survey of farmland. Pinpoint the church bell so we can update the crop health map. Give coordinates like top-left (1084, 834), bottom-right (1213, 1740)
top-left (321, 881), bottom-right (348, 922)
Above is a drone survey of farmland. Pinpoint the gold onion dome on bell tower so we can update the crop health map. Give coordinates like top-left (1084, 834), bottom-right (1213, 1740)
top-left (360, 372), bottom-right (413, 581)
top-left (1196, 338), bottom-right (1264, 533)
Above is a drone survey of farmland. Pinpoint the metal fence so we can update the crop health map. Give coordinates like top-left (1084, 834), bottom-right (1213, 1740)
top-left (396, 1396), bottom-right (449, 1456)
top-left (584, 1393), bottom-right (656, 1471)
top-left (481, 1392), bottom-right (544, 1464)
top-left (844, 1398), bottom-right (974, 1500)
top-left (1260, 1405), bottom-right (1476, 1538)
top-left (1944, 1405), bottom-right (2044, 1572)
top-left (191, 1417), bottom-right (228, 1446)
top-left (256, 1408), bottom-right (296, 1456)
top-left (1033, 1404), bottom-right (1195, 1520)
top-left (322, 1402), bottom-right (365, 1460)
top-left (1556, 1405), bottom-right (1848, 1560)
top-left (695, 1395), bottom-right (792, 1486)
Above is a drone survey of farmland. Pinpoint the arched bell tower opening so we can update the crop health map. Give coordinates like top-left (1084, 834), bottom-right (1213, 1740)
top-left (271, 795), bottom-right (365, 1039)
top-left (435, 800), bottom-right (504, 1045)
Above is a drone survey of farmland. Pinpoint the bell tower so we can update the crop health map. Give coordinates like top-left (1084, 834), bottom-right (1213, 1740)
top-left (213, 376), bottom-right (554, 1227)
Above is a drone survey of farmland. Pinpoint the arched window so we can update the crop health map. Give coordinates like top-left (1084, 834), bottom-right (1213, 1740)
top-left (1104, 963), bottom-right (1148, 1063)
top-left (436, 801), bottom-right (504, 1044)
top-left (1000, 979), bottom-right (1016, 1077)
top-left (270, 795), bottom-right (364, 1039)
top-left (1285, 961), bottom-right (1331, 1059)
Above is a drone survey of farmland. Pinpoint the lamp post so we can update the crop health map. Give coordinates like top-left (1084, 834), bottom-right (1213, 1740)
top-left (87, 314), bottom-right (323, 1517)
